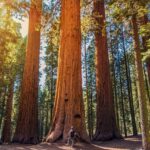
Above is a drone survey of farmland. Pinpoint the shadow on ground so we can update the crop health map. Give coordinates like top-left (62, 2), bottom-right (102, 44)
top-left (0, 142), bottom-right (104, 150)
top-left (93, 135), bottom-right (142, 150)
top-left (0, 136), bottom-right (142, 150)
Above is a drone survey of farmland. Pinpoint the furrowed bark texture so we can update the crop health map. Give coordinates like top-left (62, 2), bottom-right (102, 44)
top-left (46, 0), bottom-right (89, 143)
top-left (132, 14), bottom-right (150, 150)
top-left (13, 0), bottom-right (42, 144)
top-left (93, 0), bottom-right (121, 141)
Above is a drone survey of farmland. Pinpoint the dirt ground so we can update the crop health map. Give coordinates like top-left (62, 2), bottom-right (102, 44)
top-left (0, 136), bottom-right (142, 150)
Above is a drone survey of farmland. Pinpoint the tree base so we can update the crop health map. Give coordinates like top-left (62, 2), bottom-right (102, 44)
top-left (146, 145), bottom-right (150, 150)
top-left (93, 131), bottom-right (122, 141)
top-left (12, 136), bottom-right (39, 144)
top-left (46, 129), bottom-right (90, 143)
top-left (46, 132), bottom-right (62, 143)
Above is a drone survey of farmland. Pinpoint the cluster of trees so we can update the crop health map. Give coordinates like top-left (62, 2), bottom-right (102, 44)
top-left (0, 0), bottom-right (150, 149)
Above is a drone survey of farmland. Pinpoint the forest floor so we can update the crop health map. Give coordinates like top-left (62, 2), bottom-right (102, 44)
top-left (0, 136), bottom-right (142, 150)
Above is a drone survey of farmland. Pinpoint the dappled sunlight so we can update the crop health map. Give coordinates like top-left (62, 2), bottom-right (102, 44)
top-left (0, 137), bottom-right (142, 150)
top-left (0, 0), bottom-right (149, 149)
top-left (93, 136), bottom-right (142, 150)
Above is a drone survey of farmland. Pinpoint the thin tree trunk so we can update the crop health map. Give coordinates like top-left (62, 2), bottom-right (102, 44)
top-left (110, 39), bottom-right (120, 129)
top-left (143, 66), bottom-right (150, 102)
top-left (132, 70), bottom-right (140, 133)
top-left (93, 0), bottom-right (121, 141)
top-left (89, 72), bottom-right (94, 139)
top-left (0, 88), bottom-right (7, 131)
top-left (13, 0), bottom-right (42, 144)
top-left (46, 0), bottom-right (89, 142)
top-left (118, 61), bottom-right (127, 137)
top-left (132, 14), bottom-right (150, 150)
top-left (113, 68), bottom-right (120, 129)
top-left (50, 44), bottom-right (54, 126)
top-left (109, 25), bottom-right (120, 130)
top-left (121, 28), bottom-right (137, 135)
top-left (1, 80), bottom-right (14, 143)
top-left (45, 101), bottom-right (49, 136)
top-left (90, 89), bottom-right (93, 139)
top-left (40, 107), bottom-right (44, 139)
top-left (84, 37), bottom-right (91, 138)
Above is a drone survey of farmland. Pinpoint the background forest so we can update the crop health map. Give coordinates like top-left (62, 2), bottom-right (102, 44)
top-left (0, 0), bottom-right (150, 149)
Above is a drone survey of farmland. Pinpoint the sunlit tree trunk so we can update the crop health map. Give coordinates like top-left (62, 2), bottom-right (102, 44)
top-left (143, 66), bottom-right (150, 101)
top-left (46, 0), bottom-right (89, 142)
top-left (13, 0), bottom-right (42, 144)
top-left (93, 0), bottom-right (120, 141)
top-left (84, 37), bottom-right (91, 138)
top-left (141, 15), bottom-right (150, 83)
top-left (1, 80), bottom-right (14, 143)
top-left (132, 14), bottom-right (150, 150)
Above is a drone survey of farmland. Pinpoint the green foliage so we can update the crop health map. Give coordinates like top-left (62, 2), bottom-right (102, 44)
top-left (140, 22), bottom-right (150, 61)
top-left (109, 0), bottom-right (149, 20)
top-left (0, 2), bottom-right (26, 135)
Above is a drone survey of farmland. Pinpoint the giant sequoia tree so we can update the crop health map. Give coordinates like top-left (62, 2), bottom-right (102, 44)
top-left (46, 0), bottom-right (89, 142)
top-left (132, 14), bottom-right (150, 150)
top-left (13, 0), bottom-right (42, 144)
top-left (93, 0), bottom-right (120, 141)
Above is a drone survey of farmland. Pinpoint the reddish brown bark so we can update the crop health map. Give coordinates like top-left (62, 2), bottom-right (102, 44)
top-left (93, 0), bottom-right (120, 141)
top-left (1, 81), bottom-right (14, 143)
top-left (132, 14), bottom-right (150, 150)
top-left (13, 0), bottom-right (42, 144)
top-left (46, 0), bottom-right (89, 143)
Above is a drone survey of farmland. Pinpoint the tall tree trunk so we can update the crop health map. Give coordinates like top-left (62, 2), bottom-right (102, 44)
top-left (39, 106), bottom-right (44, 139)
top-left (118, 61), bottom-right (127, 137)
top-left (110, 39), bottom-right (120, 129)
top-left (93, 0), bottom-right (120, 141)
top-left (132, 14), bottom-right (150, 150)
top-left (90, 78), bottom-right (94, 139)
top-left (113, 64), bottom-right (120, 129)
top-left (121, 28), bottom-right (137, 135)
top-left (46, 0), bottom-right (89, 142)
top-left (1, 80), bottom-right (14, 143)
top-left (13, 0), bottom-right (42, 144)
top-left (84, 37), bottom-right (91, 138)
top-left (45, 101), bottom-right (49, 136)
top-left (50, 41), bottom-right (54, 126)
top-left (143, 66), bottom-right (150, 102)
top-left (109, 25), bottom-right (120, 129)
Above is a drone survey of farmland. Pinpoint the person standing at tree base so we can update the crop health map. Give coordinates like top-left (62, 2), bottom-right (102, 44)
top-left (67, 126), bottom-right (79, 147)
